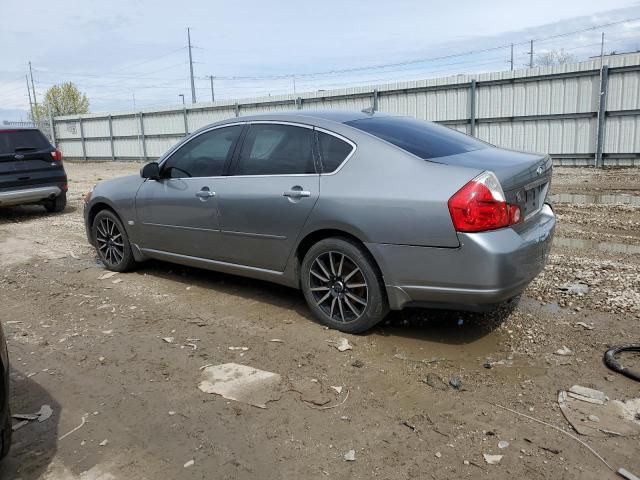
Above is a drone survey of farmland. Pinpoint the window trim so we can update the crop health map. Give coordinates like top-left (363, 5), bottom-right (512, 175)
top-left (157, 122), bottom-right (246, 179)
top-left (314, 127), bottom-right (357, 176)
top-left (228, 121), bottom-right (319, 178)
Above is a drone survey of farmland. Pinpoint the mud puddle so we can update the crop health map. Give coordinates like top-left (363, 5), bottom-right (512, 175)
top-left (550, 192), bottom-right (640, 206)
top-left (554, 236), bottom-right (640, 255)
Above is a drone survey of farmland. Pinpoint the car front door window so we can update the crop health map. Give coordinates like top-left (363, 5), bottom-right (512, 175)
top-left (163, 125), bottom-right (243, 178)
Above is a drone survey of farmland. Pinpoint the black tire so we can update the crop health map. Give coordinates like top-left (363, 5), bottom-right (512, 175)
top-left (44, 191), bottom-right (67, 213)
top-left (301, 237), bottom-right (389, 334)
top-left (0, 411), bottom-right (10, 459)
top-left (92, 209), bottom-right (136, 272)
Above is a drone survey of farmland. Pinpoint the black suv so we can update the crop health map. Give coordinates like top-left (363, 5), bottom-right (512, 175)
top-left (0, 128), bottom-right (67, 212)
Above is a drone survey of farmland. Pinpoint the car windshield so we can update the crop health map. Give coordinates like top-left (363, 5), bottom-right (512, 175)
top-left (0, 129), bottom-right (51, 154)
top-left (345, 116), bottom-right (489, 160)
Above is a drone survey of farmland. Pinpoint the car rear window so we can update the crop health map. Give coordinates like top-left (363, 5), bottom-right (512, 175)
top-left (0, 130), bottom-right (51, 154)
top-left (345, 116), bottom-right (488, 160)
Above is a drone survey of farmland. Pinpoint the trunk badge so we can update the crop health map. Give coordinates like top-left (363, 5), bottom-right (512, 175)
top-left (14, 154), bottom-right (24, 160)
top-left (536, 165), bottom-right (544, 175)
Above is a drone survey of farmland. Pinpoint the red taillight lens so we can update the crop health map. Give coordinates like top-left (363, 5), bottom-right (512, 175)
top-left (448, 171), bottom-right (521, 232)
top-left (51, 149), bottom-right (63, 162)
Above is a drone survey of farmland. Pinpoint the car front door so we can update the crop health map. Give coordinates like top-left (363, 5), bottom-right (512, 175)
top-left (215, 122), bottom-right (320, 272)
top-left (135, 124), bottom-right (243, 259)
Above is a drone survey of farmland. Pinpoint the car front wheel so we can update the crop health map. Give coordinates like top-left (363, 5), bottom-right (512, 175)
top-left (301, 237), bottom-right (389, 333)
top-left (92, 210), bottom-right (136, 272)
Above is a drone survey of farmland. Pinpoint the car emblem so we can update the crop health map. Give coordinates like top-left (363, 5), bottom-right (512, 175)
top-left (14, 154), bottom-right (24, 160)
top-left (536, 165), bottom-right (544, 175)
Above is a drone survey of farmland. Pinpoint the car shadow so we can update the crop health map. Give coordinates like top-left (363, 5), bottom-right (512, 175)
top-left (130, 259), bottom-right (517, 345)
top-left (0, 370), bottom-right (60, 479)
top-left (0, 205), bottom-right (77, 225)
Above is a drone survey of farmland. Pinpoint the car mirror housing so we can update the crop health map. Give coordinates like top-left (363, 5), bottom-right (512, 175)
top-left (140, 162), bottom-right (160, 180)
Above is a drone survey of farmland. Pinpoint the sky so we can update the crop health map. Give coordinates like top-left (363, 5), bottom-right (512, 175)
top-left (1, 0), bottom-right (640, 121)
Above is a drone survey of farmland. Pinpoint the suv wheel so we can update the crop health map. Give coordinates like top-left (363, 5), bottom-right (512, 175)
top-left (44, 191), bottom-right (67, 213)
top-left (92, 210), bottom-right (136, 272)
top-left (301, 237), bottom-right (389, 333)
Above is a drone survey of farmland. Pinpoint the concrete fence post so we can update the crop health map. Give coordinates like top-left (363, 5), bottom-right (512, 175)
top-left (182, 107), bottom-right (189, 136)
top-left (372, 89), bottom-right (379, 112)
top-left (595, 65), bottom-right (609, 168)
top-left (139, 112), bottom-right (148, 161)
top-left (469, 79), bottom-right (477, 137)
top-left (79, 117), bottom-right (87, 161)
top-left (296, 97), bottom-right (303, 109)
top-left (234, 102), bottom-right (240, 118)
top-left (108, 115), bottom-right (115, 161)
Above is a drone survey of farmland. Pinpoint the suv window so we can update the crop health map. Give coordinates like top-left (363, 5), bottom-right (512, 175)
top-left (316, 131), bottom-right (353, 173)
top-left (345, 116), bottom-right (488, 160)
top-left (0, 129), bottom-right (51, 154)
top-left (163, 125), bottom-right (243, 178)
top-left (235, 124), bottom-right (315, 176)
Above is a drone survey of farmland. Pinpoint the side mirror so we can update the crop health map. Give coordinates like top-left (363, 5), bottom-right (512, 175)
top-left (140, 162), bottom-right (160, 180)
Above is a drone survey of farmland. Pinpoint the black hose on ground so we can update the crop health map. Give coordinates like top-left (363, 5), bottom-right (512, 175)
top-left (603, 344), bottom-right (640, 382)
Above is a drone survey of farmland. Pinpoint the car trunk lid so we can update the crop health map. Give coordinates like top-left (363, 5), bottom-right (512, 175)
top-left (432, 147), bottom-right (552, 222)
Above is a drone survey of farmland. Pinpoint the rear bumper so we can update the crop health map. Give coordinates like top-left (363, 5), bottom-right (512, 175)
top-left (367, 203), bottom-right (556, 310)
top-left (0, 185), bottom-right (62, 207)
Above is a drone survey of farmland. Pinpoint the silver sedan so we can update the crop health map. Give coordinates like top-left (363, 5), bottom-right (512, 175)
top-left (83, 110), bottom-right (555, 333)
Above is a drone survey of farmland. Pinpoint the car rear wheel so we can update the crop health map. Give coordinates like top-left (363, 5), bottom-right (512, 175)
top-left (301, 237), bottom-right (388, 333)
top-left (44, 191), bottom-right (67, 213)
top-left (92, 210), bottom-right (136, 272)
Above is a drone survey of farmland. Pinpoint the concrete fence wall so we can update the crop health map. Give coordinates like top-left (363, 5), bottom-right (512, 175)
top-left (53, 53), bottom-right (640, 166)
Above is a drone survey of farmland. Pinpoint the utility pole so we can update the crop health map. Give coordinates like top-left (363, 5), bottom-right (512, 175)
top-left (510, 43), bottom-right (514, 71)
top-left (29, 61), bottom-right (38, 120)
top-left (26, 75), bottom-right (34, 121)
top-left (600, 32), bottom-right (605, 66)
top-left (529, 40), bottom-right (534, 68)
top-left (187, 28), bottom-right (196, 104)
top-left (209, 75), bottom-right (215, 102)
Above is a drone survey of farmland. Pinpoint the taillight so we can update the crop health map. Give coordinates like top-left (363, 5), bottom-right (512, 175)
top-left (51, 149), bottom-right (63, 162)
top-left (448, 171), bottom-right (521, 233)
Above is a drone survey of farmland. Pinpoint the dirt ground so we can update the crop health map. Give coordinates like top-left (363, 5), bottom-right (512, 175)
top-left (0, 162), bottom-right (639, 480)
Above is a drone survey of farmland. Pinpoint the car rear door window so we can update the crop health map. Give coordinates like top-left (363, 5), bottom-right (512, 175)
top-left (316, 131), bottom-right (354, 173)
top-left (235, 124), bottom-right (315, 175)
top-left (0, 130), bottom-right (51, 154)
top-left (345, 116), bottom-right (488, 160)
top-left (163, 125), bottom-right (243, 178)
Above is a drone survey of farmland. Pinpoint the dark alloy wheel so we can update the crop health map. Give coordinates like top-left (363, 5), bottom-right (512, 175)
top-left (92, 210), bottom-right (136, 272)
top-left (302, 237), bottom-right (388, 333)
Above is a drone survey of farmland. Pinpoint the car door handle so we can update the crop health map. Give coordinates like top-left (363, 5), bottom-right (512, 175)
top-left (283, 190), bottom-right (311, 198)
top-left (195, 189), bottom-right (215, 198)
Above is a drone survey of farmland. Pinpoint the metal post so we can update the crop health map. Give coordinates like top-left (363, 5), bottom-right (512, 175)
top-left (292, 75), bottom-right (296, 94)
top-left (26, 75), bottom-right (34, 121)
top-left (48, 105), bottom-right (56, 146)
top-left (234, 102), bottom-right (239, 118)
top-left (373, 89), bottom-right (379, 112)
top-left (529, 40), bottom-right (534, 68)
top-left (296, 97), bottom-right (303, 109)
top-left (187, 28), bottom-right (196, 104)
top-left (469, 79), bottom-right (477, 137)
top-left (29, 61), bottom-right (38, 120)
top-left (108, 115), bottom-right (115, 161)
top-left (79, 117), bottom-right (87, 161)
top-left (510, 44), bottom-right (514, 71)
top-left (182, 106), bottom-right (189, 136)
top-left (209, 75), bottom-right (215, 102)
top-left (139, 112), bottom-right (147, 161)
top-left (595, 65), bottom-right (609, 168)
top-left (600, 32), bottom-right (605, 67)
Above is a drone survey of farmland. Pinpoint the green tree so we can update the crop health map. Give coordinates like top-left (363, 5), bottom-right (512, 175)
top-left (32, 82), bottom-right (89, 120)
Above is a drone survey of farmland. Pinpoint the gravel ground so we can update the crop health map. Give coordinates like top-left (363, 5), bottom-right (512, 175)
top-left (0, 163), bottom-right (638, 480)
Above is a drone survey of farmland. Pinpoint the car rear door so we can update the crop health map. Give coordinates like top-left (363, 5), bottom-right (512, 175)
top-left (214, 122), bottom-right (320, 272)
top-left (135, 124), bottom-right (243, 259)
top-left (0, 129), bottom-right (63, 192)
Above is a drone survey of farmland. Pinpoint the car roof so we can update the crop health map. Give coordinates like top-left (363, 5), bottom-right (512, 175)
top-left (220, 109), bottom-right (396, 125)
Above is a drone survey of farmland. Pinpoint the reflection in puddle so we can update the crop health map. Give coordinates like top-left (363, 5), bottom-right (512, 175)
top-left (554, 236), bottom-right (640, 255)
top-left (550, 193), bottom-right (640, 206)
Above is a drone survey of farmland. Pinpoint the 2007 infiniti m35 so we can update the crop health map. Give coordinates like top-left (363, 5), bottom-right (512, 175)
top-left (84, 110), bottom-right (555, 333)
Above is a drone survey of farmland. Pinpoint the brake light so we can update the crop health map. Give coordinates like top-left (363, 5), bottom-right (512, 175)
top-left (51, 149), bottom-right (63, 162)
top-left (448, 171), bottom-right (521, 232)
